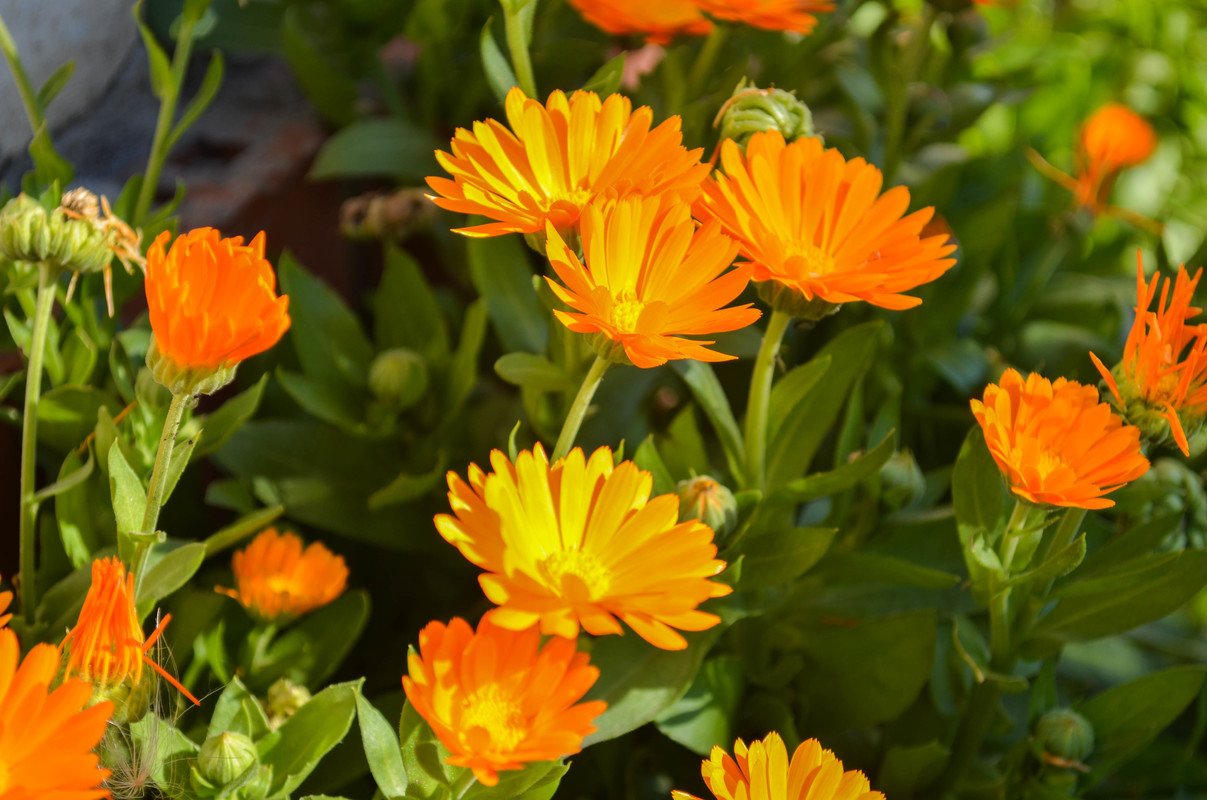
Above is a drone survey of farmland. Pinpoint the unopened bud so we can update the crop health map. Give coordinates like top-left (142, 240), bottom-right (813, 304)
top-left (265, 677), bottom-right (311, 729)
top-left (198, 731), bottom-right (260, 786)
top-left (369, 348), bottom-right (429, 410)
top-left (676, 475), bottom-right (738, 538)
top-left (1035, 708), bottom-right (1095, 763)
top-left (0, 194), bottom-right (112, 274)
top-left (716, 80), bottom-right (815, 149)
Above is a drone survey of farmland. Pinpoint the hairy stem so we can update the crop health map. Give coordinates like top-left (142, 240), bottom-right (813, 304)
top-left (132, 390), bottom-right (190, 591)
top-left (743, 309), bottom-right (791, 490)
top-left (552, 354), bottom-right (610, 461)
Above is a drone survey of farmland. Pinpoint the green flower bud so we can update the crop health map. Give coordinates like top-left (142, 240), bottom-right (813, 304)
top-left (198, 731), bottom-right (260, 786)
top-left (676, 475), bottom-right (738, 538)
top-left (146, 337), bottom-right (237, 397)
top-left (880, 450), bottom-right (926, 509)
top-left (0, 193), bottom-right (112, 273)
top-left (717, 80), bottom-right (815, 149)
top-left (1035, 708), bottom-right (1095, 763)
top-left (756, 281), bottom-right (841, 322)
top-left (264, 677), bottom-right (311, 729)
top-left (88, 669), bottom-right (155, 725)
top-left (369, 348), bottom-right (429, 410)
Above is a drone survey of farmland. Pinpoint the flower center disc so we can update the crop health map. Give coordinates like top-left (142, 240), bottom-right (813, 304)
top-left (787, 243), bottom-right (837, 277)
top-left (610, 294), bottom-right (646, 333)
top-left (460, 684), bottom-right (527, 752)
top-left (540, 549), bottom-right (611, 601)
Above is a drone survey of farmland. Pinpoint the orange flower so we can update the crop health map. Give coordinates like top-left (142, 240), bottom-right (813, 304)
top-left (671, 732), bottom-right (884, 800)
top-left (970, 369), bottom-right (1149, 510)
top-left (1091, 257), bottom-right (1207, 456)
top-left (0, 576), bottom-right (10, 629)
top-left (569, 0), bottom-right (712, 43)
top-left (544, 195), bottom-right (760, 368)
top-left (696, 131), bottom-right (956, 313)
top-left (145, 227), bottom-right (290, 394)
top-left (402, 616), bottom-right (606, 787)
top-left (696, 0), bottom-right (835, 34)
top-left (436, 445), bottom-right (731, 650)
top-left (426, 87), bottom-right (708, 238)
top-left (217, 528), bottom-right (349, 621)
top-left (1072, 104), bottom-right (1157, 210)
top-left (0, 628), bottom-right (113, 800)
top-left (61, 557), bottom-right (200, 710)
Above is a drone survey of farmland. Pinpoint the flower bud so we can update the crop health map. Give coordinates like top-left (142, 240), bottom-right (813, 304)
top-left (0, 193), bottom-right (112, 273)
top-left (716, 81), bottom-right (815, 149)
top-left (676, 475), bottom-right (738, 538)
top-left (198, 731), bottom-right (259, 786)
top-left (369, 348), bottom-right (429, 411)
top-left (265, 677), bottom-right (311, 729)
top-left (1035, 708), bottom-right (1095, 763)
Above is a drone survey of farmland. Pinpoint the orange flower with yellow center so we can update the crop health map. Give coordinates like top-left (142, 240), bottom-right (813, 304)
top-left (402, 616), bottom-right (606, 787)
top-left (672, 732), bottom-right (885, 800)
top-left (544, 195), bottom-right (760, 368)
top-left (426, 87), bottom-right (709, 238)
top-left (61, 557), bottom-right (200, 708)
top-left (696, 131), bottom-right (956, 313)
top-left (145, 227), bottom-right (290, 395)
top-left (1091, 258), bottom-right (1207, 456)
top-left (0, 629), bottom-right (113, 800)
top-left (696, 0), bottom-right (835, 34)
top-left (569, 0), bottom-right (713, 43)
top-left (970, 369), bottom-right (1149, 510)
top-left (436, 445), bottom-right (732, 650)
top-left (217, 528), bottom-right (349, 621)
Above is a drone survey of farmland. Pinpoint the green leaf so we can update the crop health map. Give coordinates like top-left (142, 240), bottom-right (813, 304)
top-left (278, 369), bottom-right (367, 433)
top-left (1079, 665), bottom-right (1206, 782)
top-left (952, 428), bottom-right (1007, 533)
top-left (37, 385), bottom-right (115, 453)
top-left (369, 459), bottom-right (446, 510)
top-left (673, 361), bottom-right (745, 484)
top-left (163, 429), bottom-right (199, 504)
top-left (108, 444), bottom-right (146, 539)
top-left (494, 352), bottom-right (573, 391)
top-left (254, 591), bottom-right (371, 689)
top-left (581, 52), bottom-right (626, 95)
top-left (196, 374), bottom-right (268, 456)
top-left (1005, 534), bottom-right (1086, 588)
top-left (467, 235), bottom-right (547, 353)
top-left (281, 5), bottom-right (357, 124)
top-left (766, 354), bottom-right (830, 444)
top-left (463, 762), bottom-right (568, 800)
top-left (375, 246), bottom-right (450, 361)
top-left (310, 118), bottom-right (440, 181)
top-left (128, 713), bottom-right (198, 795)
top-left (633, 436), bottom-right (675, 496)
top-left (357, 693), bottom-right (408, 799)
top-left (32, 449), bottom-right (94, 503)
top-left (55, 450), bottom-right (105, 567)
top-left (136, 11), bottom-right (173, 100)
top-left (816, 552), bottom-right (961, 589)
top-left (209, 676), bottom-right (273, 741)
top-left (877, 741), bottom-right (950, 797)
top-left (204, 505), bottom-right (285, 557)
top-left (655, 655), bottom-right (743, 755)
top-left (167, 50), bottom-right (224, 150)
top-left (768, 432), bottom-right (896, 505)
top-left (35, 60), bottom-right (75, 109)
top-left (766, 321), bottom-right (887, 488)
top-left (398, 700), bottom-right (457, 798)
top-left (136, 541), bottom-right (206, 617)
top-left (279, 253), bottom-right (374, 388)
top-left (480, 19), bottom-right (517, 102)
top-left (735, 527), bottom-right (835, 587)
top-left (260, 680), bottom-right (361, 796)
top-left (446, 300), bottom-right (488, 411)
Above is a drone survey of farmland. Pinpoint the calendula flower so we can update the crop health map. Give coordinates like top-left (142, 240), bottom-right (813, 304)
top-left (217, 528), bottom-right (349, 621)
top-left (544, 195), bottom-right (760, 368)
top-left (426, 87), bottom-right (709, 239)
top-left (1091, 258), bottom-right (1207, 456)
top-left (436, 445), bottom-right (731, 650)
top-left (970, 369), bottom-right (1149, 510)
top-left (402, 616), bottom-right (606, 786)
top-left (696, 131), bottom-right (956, 316)
top-left (671, 732), bottom-right (885, 800)
top-left (0, 577), bottom-right (10, 629)
top-left (0, 629), bottom-right (113, 800)
top-left (569, 0), bottom-right (712, 43)
top-left (61, 557), bottom-right (200, 719)
top-left (696, 0), bottom-right (835, 34)
top-left (145, 227), bottom-right (291, 396)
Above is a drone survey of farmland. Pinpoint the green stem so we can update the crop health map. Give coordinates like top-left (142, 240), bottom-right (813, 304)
top-left (0, 14), bottom-right (46, 134)
top-left (18, 263), bottom-right (57, 622)
top-left (883, 4), bottom-right (936, 181)
top-left (133, 8), bottom-right (202, 225)
top-left (552, 355), bottom-right (610, 460)
top-left (688, 26), bottom-right (727, 89)
top-left (938, 679), bottom-right (1001, 795)
top-left (502, 0), bottom-right (538, 99)
top-left (988, 499), bottom-right (1032, 660)
top-left (450, 772), bottom-right (479, 800)
top-left (132, 390), bottom-right (191, 590)
top-left (743, 309), bottom-right (791, 491)
top-left (1011, 506), bottom-right (1087, 646)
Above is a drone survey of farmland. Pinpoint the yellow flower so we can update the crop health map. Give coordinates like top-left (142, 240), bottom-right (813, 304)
top-left (426, 87), bottom-right (708, 238)
top-left (0, 629), bottom-right (113, 800)
top-left (970, 369), bottom-right (1150, 510)
top-left (402, 616), bottom-right (606, 786)
top-left (217, 528), bottom-right (349, 621)
top-left (436, 445), bottom-right (731, 650)
top-left (672, 732), bottom-right (885, 800)
top-left (545, 195), bottom-right (760, 367)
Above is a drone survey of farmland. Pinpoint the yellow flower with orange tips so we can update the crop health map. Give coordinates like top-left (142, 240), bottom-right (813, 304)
top-left (569, 0), bottom-right (713, 43)
top-left (0, 628), bottom-right (114, 800)
top-left (426, 87), bottom-right (709, 239)
top-left (435, 445), bottom-right (731, 650)
top-left (402, 616), bottom-right (606, 787)
top-left (217, 527), bottom-right (349, 621)
top-left (671, 732), bottom-right (885, 800)
top-left (61, 557), bottom-right (200, 714)
top-left (1091, 257), bottom-right (1207, 456)
top-left (544, 194), bottom-right (760, 368)
top-left (145, 226), bottom-right (291, 396)
top-left (696, 0), bottom-right (835, 34)
top-left (695, 131), bottom-right (956, 315)
top-left (970, 369), bottom-right (1149, 510)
